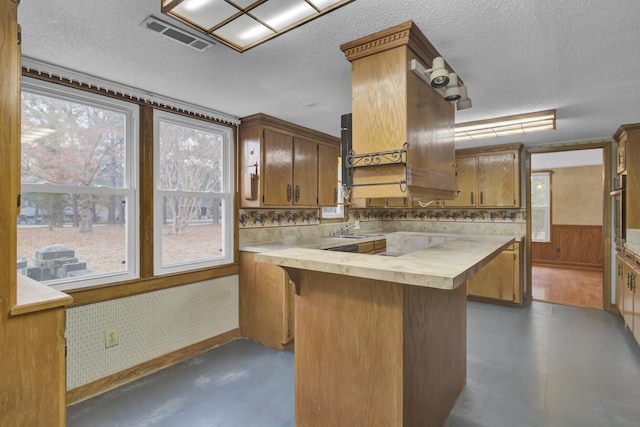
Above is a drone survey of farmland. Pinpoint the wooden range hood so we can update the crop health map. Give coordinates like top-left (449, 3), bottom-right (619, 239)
top-left (340, 21), bottom-right (464, 201)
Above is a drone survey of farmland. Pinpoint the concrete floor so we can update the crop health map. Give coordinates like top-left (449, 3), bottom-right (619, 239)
top-left (68, 301), bottom-right (640, 427)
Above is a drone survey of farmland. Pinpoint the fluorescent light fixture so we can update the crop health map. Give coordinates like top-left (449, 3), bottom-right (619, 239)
top-left (251, 0), bottom-right (316, 31)
top-left (162, 0), bottom-right (355, 52)
top-left (455, 109), bottom-right (556, 142)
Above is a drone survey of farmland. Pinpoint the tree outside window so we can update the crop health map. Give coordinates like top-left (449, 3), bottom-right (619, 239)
top-left (154, 111), bottom-right (234, 274)
top-left (18, 78), bottom-right (137, 289)
top-left (531, 172), bottom-right (551, 242)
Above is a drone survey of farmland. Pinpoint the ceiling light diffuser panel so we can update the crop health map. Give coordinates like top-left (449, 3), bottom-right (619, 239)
top-left (455, 110), bottom-right (556, 142)
top-left (161, 0), bottom-right (355, 52)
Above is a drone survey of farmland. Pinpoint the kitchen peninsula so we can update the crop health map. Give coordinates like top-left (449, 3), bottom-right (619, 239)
top-left (256, 233), bottom-right (513, 426)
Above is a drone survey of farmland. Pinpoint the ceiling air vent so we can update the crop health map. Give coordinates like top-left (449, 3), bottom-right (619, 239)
top-left (142, 16), bottom-right (214, 53)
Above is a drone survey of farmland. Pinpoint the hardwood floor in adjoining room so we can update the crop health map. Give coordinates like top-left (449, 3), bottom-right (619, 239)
top-left (532, 264), bottom-right (603, 309)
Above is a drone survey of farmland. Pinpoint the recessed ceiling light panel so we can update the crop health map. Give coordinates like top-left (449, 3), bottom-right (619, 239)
top-left (309, 0), bottom-right (345, 9)
top-left (250, 0), bottom-right (317, 31)
top-left (214, 14), bottom-right (274, 47)
top-left (162, 0), bottom-right (355, 52)
top-left (171, 0), bottom-right (238, 30)
top-left (228, 0), bottom-right (260, 8)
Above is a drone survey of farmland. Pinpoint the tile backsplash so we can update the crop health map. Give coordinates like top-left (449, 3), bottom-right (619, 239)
top-left (238, 208), bottom-right (525, 229)
top-left (239, 209), bottom-right (319, 228)
top-left (350, 208), bottom-right (526, 223)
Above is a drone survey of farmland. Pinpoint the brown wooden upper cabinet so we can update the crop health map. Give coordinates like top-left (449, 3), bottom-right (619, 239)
top-left (616, 133), bottom-right (627, 175)
top-left (239, 113), bottom-right (340, 208)
top-left (446, 143), bottom-right (523, 208)
top-left (614, 124), bottom-right (640, 231)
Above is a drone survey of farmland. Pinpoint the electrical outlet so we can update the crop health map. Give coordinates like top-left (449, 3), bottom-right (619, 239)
top-left (354, 220), bottom-right (360, 230)
top-left (105, 327), bottom-right (118, 348)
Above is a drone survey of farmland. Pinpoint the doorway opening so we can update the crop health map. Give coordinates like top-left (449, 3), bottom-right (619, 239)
top-left (529, 147), bottom-right (606, 309)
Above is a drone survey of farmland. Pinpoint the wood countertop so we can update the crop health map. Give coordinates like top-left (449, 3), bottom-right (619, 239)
top-left (255, 232), bottom-right (514, 290)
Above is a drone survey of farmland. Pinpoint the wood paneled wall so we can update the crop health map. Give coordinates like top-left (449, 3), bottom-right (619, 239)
top-left (532, 224), bottom-right (603, 268)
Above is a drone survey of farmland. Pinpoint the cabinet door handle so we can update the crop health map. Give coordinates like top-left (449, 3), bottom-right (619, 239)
top-left (480, 191), bottom-right (484, 205)
top-left (470, 192), bottom-right (474, 204)
top-left (334, 188), bottom-right (338, 203)
top-left (295, 185), bottom-right (300, 203)
top-left (287, 184), bottom-right (292, 202)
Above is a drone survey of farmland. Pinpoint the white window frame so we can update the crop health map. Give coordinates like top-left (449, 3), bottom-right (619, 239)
top-left (153, 110), bottom-right (234, 275)
top-left (321, 156), bottom-right (345, 219)
top-left (531, 171), bottom-right (551, 242)
top-left (21, 77), bottom-right (139, 290)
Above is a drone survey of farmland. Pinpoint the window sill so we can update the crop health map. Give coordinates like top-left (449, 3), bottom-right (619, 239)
top-left (65, 263), bottom-right (239, 307)
top-left (11, 274), bottom-right (73, 316)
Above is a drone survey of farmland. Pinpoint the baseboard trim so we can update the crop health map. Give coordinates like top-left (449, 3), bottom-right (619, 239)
top-left (467, 295), bottom-right (522, 308)
top-left (610, 303), bottom-right (621, 315)
top-left (67, 328), bottom-right (240, 406)
top-left (532, 260), bottom-right (603, 270)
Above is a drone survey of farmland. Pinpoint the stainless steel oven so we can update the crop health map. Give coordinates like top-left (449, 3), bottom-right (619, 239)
top-left (611, 175), bottom-right (626, 240)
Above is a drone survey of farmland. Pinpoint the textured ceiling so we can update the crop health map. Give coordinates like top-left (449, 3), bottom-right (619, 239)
top-left (17, 0), bottom-right (640, 148)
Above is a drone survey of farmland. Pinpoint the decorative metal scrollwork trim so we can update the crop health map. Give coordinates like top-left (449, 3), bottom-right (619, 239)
top-left (347, 142), bottom-right (408, 168)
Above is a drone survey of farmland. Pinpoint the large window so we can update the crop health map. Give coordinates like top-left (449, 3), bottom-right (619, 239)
top-left (18, 78), bottom-right (138, 290)
top-left (154, 111), bottom-right (234, 275)
top-left (531, 171), bottom-right (551, 242)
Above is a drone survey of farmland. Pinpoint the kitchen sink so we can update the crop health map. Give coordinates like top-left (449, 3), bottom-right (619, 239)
top-left (339, 234), bottom-right (381, 239)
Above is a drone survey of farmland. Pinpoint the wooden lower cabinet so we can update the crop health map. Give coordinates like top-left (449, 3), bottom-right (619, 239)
top-left (357, 239), bottom-right (386, 254)
top-left (634, 265), bottom-right (640, 345)
top-left (1, 303), bottom-right (69, 426)
top-left (239, 251), bottom-right (294, 350)
top-left (467, 239), bottom-right (524, 305)
top-left (241, 240), bottom-right (388, 348)
top-left (616, 254), bottom-right (626, 315)
top-left (616, 248), bottom-right (640, 345)
top-left (619, 249), bottom-right (640, 344)
top-left (622, 253), bottom-right (636, 332)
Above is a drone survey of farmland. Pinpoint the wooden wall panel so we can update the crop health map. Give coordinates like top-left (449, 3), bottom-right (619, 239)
top-left (1, 308), bottom-right (67, 427)
top-left (239, 252), bottom-right (290, 350)
top-left (532, 224), bottom-right (603, 268)
top-left (1, 0), bottom-right (19, 310)
top-left (294, 271), bottom-right (404, 426)
top-left (403, 283), bottom-right (466, 426)
top-left (293, 269), bottom-right (466, 426)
